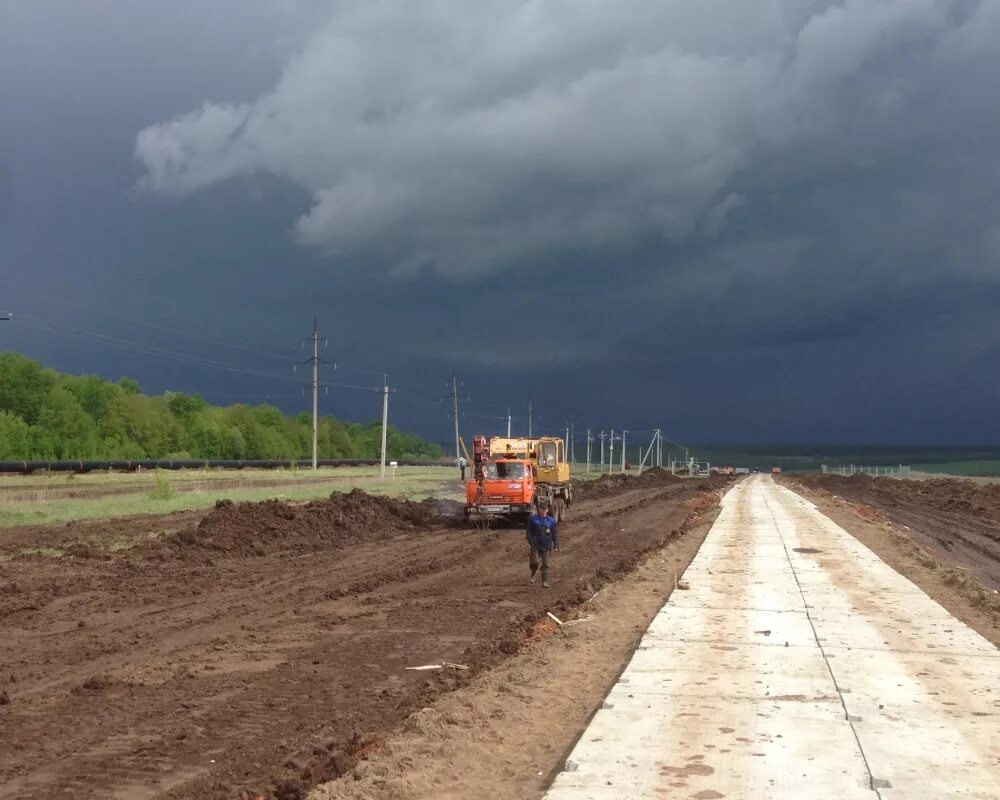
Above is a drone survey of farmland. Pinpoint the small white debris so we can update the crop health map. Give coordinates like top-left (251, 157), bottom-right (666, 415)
top-left (547, 612), bottom-right (564, 626)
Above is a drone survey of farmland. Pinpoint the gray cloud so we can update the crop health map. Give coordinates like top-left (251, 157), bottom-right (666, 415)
top-left (136, 1), bottom-right (998, 280)
top-left (4, 0), bottom-right (1000, 445)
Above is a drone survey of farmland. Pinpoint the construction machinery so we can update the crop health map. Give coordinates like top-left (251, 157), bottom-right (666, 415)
top-left (465, 435), bottom-right (573, 524)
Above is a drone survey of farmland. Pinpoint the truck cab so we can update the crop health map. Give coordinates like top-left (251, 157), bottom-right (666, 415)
top-left (465, 458), bottom-right (536, 522)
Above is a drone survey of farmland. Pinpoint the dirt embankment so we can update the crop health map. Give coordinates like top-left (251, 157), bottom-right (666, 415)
top-left (791, 473), bottom-right (1000, 589)
top-left (574, 466), bottom-right (689, 501)
top-left (782, 473), bottom-right (1000, 646)
top-left (0, 479), bottom-right (722, 800)
top-left (160, 490), bottom-right (463, 558)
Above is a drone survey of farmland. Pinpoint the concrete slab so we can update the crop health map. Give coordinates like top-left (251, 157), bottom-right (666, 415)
top-left (643, 604), bottom-right (817, 648)
top-left (812, 610), bottom-right (1000, 656)
top-left (546, 697), bottom-right (875, 800)
top-left (544, 476), bottom-right (1000, 799)
top-left (608, 640), bottom-right (836, 700)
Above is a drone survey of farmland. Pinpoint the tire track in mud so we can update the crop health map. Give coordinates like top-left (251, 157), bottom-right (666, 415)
top-left (0, 477), bottom-right (728, 800)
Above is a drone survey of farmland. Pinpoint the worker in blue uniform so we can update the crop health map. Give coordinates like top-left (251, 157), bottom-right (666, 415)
top-left (526, 496), bottom-right (559, 588)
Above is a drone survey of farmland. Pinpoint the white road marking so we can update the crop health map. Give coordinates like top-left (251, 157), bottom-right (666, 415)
top-left (545, 475), bottom-right (1000, 799)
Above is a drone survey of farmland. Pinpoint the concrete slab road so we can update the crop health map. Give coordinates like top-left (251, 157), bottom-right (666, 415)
top-left (545, 474), bottom-right (1000, 799)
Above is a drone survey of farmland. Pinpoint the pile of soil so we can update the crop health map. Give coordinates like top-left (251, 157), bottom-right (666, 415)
top-left (797, 474), bottom-right (1000, 522)
top-left (576, 467), bottom-right (685, 501)
top-left (161, 490), bottom-right (459, 558)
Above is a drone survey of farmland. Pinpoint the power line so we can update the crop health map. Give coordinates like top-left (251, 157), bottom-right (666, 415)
top-left (180, 391), bottom-right (306, 401)
top-left (9, 301), bottom-right (679, 453)
top-left (0, 279), bottom-right (292, 362)
top-left (335, 364), bottom-right (386, 379)
top-left (14, 315), bottom-right (302, 385)
top-left (13, 311), bottom-right (413, 400)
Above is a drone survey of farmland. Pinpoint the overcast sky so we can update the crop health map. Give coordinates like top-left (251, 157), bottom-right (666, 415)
top-left (2, 0), bottom-right (999, 446)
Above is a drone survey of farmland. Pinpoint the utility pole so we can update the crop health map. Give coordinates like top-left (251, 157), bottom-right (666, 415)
top-left (621, 429), bottom-right (628, 473)
top-left (527, 397), bottom-right (533, 438)
top-left (565, 422), bottom-right (570, 458)
top-left (301, 318), bottom-right (328, 471)
top-left (379, 375), bottom-right (390, 480)
top-left (599, 430), bottom-right (606, 473)
top-left (451, 373), bottom-right (460, 466)
top-left (586, 428), bottom-right (592, 473)
top-left (569, 420), bottom-right (575, 463)
top-left (609, 429), bottom-right (615, 476)
top-left (507, 408), bottom-right (512, 438)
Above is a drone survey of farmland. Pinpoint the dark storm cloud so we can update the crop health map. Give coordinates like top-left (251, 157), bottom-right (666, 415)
top-left (3, 1), bottom-right (1000, 444)
top-left (135, 1), bottom-right (1000, 282)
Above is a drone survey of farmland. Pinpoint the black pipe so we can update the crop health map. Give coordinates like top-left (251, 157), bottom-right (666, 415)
top-left (0, 459), bottom-right (444, 475)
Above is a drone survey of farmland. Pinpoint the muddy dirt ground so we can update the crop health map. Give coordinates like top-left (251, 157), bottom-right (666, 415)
top-left (790, 473), bottom-right (1000, 590)
top-left (1, 472), bottom-right (725, 800)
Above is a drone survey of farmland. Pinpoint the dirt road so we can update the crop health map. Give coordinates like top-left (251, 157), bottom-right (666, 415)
top-left (0, 471), bottom-right (723, 800)
top-left (791, 473), bottom-right (1000, 589)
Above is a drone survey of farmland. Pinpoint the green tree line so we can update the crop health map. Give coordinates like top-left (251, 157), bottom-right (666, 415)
top-left (0, 352), bottom-right (443, 462)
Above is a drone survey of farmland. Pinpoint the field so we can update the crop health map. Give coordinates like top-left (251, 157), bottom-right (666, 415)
top-left (911, 460), bottom-right (1000, 477)
top-left (0, 466), bottom-right (461, 529)
top-left (0, 468), bottom-right (726, 799)
top-left (689, 444), bottom-right (1000, 476)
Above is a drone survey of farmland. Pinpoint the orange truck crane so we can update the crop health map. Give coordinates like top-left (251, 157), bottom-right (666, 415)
top-left (465, 435), bottom-right (573, 524)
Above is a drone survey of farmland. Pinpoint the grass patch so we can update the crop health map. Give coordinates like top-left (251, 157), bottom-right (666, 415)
top-left (107, 535), bottom-right (135, 552)
top-left (0, 465), bottom-right (450, 491)
top-left (911, 461), bottom-right (1000, 477)
top-left (0, 468), bottom-right (460, 528)
top-left (18, 546), bottom-right (64, 557)
top-left (148, 471), bottom-right (175, 500)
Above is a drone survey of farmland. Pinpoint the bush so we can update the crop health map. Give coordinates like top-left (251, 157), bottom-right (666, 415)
top-left (149, 470), bottom-right (175, 500)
